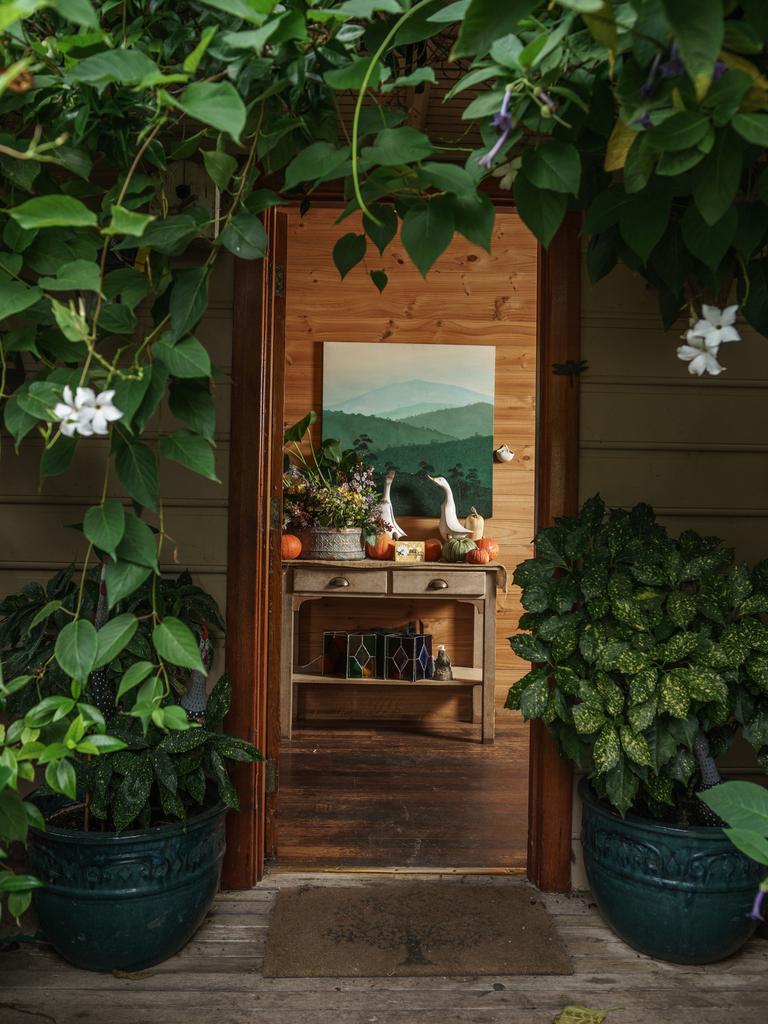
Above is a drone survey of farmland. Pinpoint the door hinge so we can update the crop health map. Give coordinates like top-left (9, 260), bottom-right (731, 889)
top-left (275, 264), bottom-right (286, 298)
top-left (270, 495), bottom-right (281, 530)
top-left (265, 758), bottom-right (279, 795)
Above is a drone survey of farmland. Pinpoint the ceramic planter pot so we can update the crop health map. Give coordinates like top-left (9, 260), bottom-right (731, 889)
top-left (294, 527), bottom-right (365, 560)
top-left (580, 778), bottom-right (763, 964)
top-left (27, 801), bottom-right (227, 972)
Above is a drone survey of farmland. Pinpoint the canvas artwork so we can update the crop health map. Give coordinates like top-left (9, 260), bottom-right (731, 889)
top-left (322, 342), bottom-right (495, 518)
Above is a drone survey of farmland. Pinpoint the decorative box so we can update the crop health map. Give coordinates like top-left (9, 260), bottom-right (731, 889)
top-left (394, 540), bottom-right (425, 563)
top-left (322, 630), bottom-right (387, 679)
top-left (384, 631), bottom-right (434, 681)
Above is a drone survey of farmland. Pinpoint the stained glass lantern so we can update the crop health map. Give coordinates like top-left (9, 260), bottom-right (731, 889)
top-left (384, 632), bottom-right (434, 681)
top-left (322, 631), bottom-right (385, 679)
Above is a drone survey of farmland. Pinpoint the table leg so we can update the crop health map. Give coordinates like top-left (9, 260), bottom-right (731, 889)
top-left (482, 576), bottom-right (496, 743)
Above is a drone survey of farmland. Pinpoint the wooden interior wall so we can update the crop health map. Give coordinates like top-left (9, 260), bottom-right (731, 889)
top-left (282, 205), bottom-right (537, 719)
top-left (574, 261), bottom-right (768, 887)
top-left (0, 258), bottom-right (234, 676)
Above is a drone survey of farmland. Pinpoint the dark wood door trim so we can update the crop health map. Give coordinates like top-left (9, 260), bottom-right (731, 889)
top-left (527, 212), bottom-right (582, 893)
top-left (222, 208), bottom-right (287, 889)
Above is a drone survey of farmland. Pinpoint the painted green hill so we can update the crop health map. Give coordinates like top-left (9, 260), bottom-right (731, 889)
top-left (399, 402), bottom-right (493, 440)
top-left (322, 410), bottom-right (456, 450)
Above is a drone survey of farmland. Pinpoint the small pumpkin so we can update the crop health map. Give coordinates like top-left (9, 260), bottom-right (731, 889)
top-left (442, 536), bottom-right (477, 563)
top-left (464, 507), bottom-right (485, 541)
top-left (475, 538), bottom-right (499, 561)
top-left (466, 547), bottom-right (491, 565)
top-left (424, 538), bottom-right (443, 562)
top-left (281, 534), bottom-right (302, 560)
top-left (366, 534), bottom-right (395, 560)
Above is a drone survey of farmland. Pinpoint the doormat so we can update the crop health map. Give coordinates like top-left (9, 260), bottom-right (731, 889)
top-left (263, 882), bottom-right (573, 977)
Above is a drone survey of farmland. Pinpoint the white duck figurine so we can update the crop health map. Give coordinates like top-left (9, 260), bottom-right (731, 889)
top-left (427, 475), bottom-right (473, 541)
top-left (377, 468), bottom-right (406, 539)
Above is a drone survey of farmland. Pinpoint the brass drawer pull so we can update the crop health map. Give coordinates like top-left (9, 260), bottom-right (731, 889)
top-left (428, 578), bottom-right (449, 590)
top-left (328, 576), bottom-right (350, 588)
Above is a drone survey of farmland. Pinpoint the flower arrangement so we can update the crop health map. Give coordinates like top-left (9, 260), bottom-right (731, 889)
top-left (283, 412), bottom-right (386, 539)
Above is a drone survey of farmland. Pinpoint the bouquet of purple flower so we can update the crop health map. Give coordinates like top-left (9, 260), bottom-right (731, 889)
top-left (283, 412), bottom-right (387, 539)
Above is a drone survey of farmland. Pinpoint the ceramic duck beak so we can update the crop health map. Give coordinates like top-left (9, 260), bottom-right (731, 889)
top-left (426, 475), bottom-right (435, 482)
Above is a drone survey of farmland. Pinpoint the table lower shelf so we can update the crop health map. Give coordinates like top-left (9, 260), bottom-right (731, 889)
top-left (292, 667), bottom-right (482, 688)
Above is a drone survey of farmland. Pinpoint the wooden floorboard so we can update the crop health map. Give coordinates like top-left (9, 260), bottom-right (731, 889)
top-left (2, 873), bottom-right (767, 1024)
top-left (274, 701), bottom-right (529, 869)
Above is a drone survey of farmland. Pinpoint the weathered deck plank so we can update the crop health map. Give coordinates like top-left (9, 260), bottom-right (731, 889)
top-left (1, 873), bottom-right (766, 1024)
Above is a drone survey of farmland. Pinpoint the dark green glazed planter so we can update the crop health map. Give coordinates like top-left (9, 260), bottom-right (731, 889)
top-left (28, 801), bottom-right (227, 972)
top-left (580, 778), bottom-right (763, 964)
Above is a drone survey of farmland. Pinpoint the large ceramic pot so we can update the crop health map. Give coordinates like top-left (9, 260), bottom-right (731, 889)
top-left (27, 801), bottom-right (227, 972)
top-left (580, 778), bottom-right (763, 964)
top-left (294, 526), bottom-right (365, 560)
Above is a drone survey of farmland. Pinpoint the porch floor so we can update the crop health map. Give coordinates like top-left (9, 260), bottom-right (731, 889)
top-left (2, 872), bottom-right (767, 1024)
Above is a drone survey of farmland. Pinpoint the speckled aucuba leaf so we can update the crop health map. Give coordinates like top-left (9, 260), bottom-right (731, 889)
top-left (534, 527), bottom-right (569, 569)
top-left (593, 723), bottom-right (620, 774)
top-left (646, 723), bottom-right (681, 773)
top-left (519, 676), bottom-right (550, 720)
top-left (579, 625), bottom-right (599, 663)
top-left (605, 757), bottom-right (639, 815)
top-left (550, 622), bottom-right (579, 660)
top-left (520, 581), bottom-right (554, 613)
top-left (666, 712), bottom-right (700, 751)
top-left (510, 633), bottom-right (550, 663)
top-left (629, 667), bottom-right (657, 705)
top-left (659, 670), bottom-right (691, 718)
top-left (542, 691), bottom-right (559, 725)
top-left (586, 595), bottom-right (610, 619)
top-left (505, 683), bottom-right (523, 711)
top-left (740, 593), bottom-right (768, 615)
top-left (738, 618), bottom-right (768, 652)
top-left (620, 726), bottom-right (653, 767)
top-left (537, 613), bottom-right (570, 642)
top-left (554, 665), bottom-right (582, 696)
top-left (686, 667), bottom-right (727, 703)
top-left (572, 699), bottom-right (606, 735)
top-left (579, 557), bottom-right (609, 599)
top-left (608, 574), bottom-right (633, 602)
top-left (613, 647), bottom-right (649, 674)
top-left (717, 624), bottom-right (752, 665)
top-left (667, 748), bottom-right (696, 785)
top-left (553, 576), bottom-right (580, 613)
top-left (666, 591), bottom-right (696, 628)
top-left (743, 707), bottom-right (768, 750)
top-left (595, 672), bottom-right (624, 716)
top-left (747, 655), bottom-right (768, 692)
top-left (659, 631), bottom-right (699, 663)
top-left (628, 698), bottom-right (657, 733)
top-left (611, 597), bottom-right (647, 631)
top-left (643, 772), bottom-right (675, 806)
top-left (595, 638), bottom-right (627, 671)
top-left (513, 557), bottom-right (556, 589)
top-left (552, 687), bottom-right (572, 723)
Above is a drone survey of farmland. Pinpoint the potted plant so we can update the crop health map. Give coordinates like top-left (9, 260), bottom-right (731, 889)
top-left (0, 568), bottom-right (260, 972)
top-left (508, 496), bottom-right (768, 964)
top-left (283, 412), bottom-right (387, 560)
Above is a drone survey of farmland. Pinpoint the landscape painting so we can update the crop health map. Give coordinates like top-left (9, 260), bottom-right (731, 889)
top-left (322, 342), bottom-right (495, 518)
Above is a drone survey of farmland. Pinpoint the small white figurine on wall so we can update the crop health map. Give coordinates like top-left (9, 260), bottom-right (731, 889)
top-left (378, 468), bottom-right (406, 538)
top-left (427, 475), bottom-right (473, 541)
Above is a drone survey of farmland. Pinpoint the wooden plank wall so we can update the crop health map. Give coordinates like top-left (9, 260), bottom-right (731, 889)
top-left (575, 261), bottom-right (768, 886)
top-left (282, 205), bottom-right (538, 717)
top-left (0, 257), bottom-right (235, 678)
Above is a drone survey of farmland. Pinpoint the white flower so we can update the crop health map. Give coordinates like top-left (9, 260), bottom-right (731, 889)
top-left (676, 334), bottom-right (724, 376)
top-left (53, 385), bottom-right (122, 437)
top-left (689, 304), bottom-right (741, 348)
top-left (492, 156), bottom-right (522, 191)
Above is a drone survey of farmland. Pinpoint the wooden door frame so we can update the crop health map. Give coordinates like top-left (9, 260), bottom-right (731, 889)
top-left (222, 204), bottom-right (580, 892)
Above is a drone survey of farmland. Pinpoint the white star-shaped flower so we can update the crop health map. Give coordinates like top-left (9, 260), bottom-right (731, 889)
top-left (689, 304), bottom-right (741, 348)
top-left (53, 385), bottom-right (122, 437)
top-left (676, 334), bottom-right (724, 376)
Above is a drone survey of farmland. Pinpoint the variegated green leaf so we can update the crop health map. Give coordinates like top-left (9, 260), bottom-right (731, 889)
top-left (605, 758), bottom-right (639, 815)
top-left (659, 670), bottom-right (690, 718)
top-left (686, 667), bottom-right (727, 703)
top-left (628, 698), bottom-right (657, 733)
top-left (747, 655), bottom-right (768, 692)
top-left (667, 591), bottom-right (696, 628)
top-left (595, 672), bottom-right (624, 716)
top-left (572, 700), bottom-right (606, 735)
top-left (620, 726), bottom-right (653, 767)
top-left (593, 723), bottom-right (620, 775)
top-left (519, 677), bottom-right (550, 720)
top-left (667, 748), bottom-right (696, 785)
top-left (629, 667), bottom-right (657, 705)
top-left (659, 631), bottom-right (699, 663)
top-left (643, 772), bottom-right (675, 806)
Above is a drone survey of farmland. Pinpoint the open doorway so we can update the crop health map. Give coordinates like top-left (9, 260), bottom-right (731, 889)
top-left (275, 205), bottom-right (536, 870)
top-left (223, 205), bottom-right (579, 891)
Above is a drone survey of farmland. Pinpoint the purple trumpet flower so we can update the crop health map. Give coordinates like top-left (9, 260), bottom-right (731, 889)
top-left (749, 889), bottom-right (765, 923)
top-left (640, 52), bottom-right (662, 98)
top-left (659, 44), bottom-right (684, 79)
top-left (634, 111), bottom-right (653, 131)
top-left (712, 60), bottom-right (728, 83)
top-left (478, 89), bottom-right (513, 169)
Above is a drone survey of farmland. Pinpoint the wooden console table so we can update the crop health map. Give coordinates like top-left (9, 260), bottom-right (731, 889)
top-left (281, 559), bottom-right (502, 744)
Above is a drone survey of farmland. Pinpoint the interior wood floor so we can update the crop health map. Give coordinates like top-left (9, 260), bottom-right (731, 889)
top-left (2, 873), bottom-right (766, 1024)
top-left (273, 700), bottom-right (529, 869)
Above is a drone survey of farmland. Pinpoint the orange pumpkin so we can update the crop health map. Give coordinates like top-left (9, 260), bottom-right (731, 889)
top-left (281, 534), bottom-right (302, 560)
top-left (366, 534), bottom-right (395, 560)
top-left (424, 538), bottom-right (443, 562)
top-left (466, 547), bottom-right (491, 565)
top-left (475, 538), bottom-right (499, 561)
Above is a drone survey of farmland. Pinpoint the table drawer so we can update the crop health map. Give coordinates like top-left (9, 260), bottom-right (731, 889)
top-left (292, 567), bottom-right (388, 595)
top-left (391, 570), bottom-right (486, 597)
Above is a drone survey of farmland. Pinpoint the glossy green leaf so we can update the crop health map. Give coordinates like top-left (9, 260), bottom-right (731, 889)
top-left (94, 613), bottom-right (138, 669)
top-left (38, 259), bottom-right (101, 293)
top-left (170, 81), bottom-right (246, 142)
top-left (522, 141), bottom-right (581, 194)
top-left (55, 619), bottom-right (98, 680)
top-left (169, 267), bottom-right (209, 340)
top-left (68, 48), bottom-right (159, 87)
top-left (104, 205), bottom-right (155, 238)
top-left (453, 0), bottom-right (537, 57)
top-left (662, 0), bottom-right (724, 99)
top-left (513, 176), bottom-right (566, 248)
top-left (218, 212), bottom-right (267, 259)
top-left (104, 560), bottom-right (152, 609)
top-left (153, 617), bottom-right (206, 673)
top-left (202, 149), bottom-right (238, 191)
top-left (9, 195), bottom-right (97, 230)
top-left (159, 429), bottom-right (218, 481)
top-left (154, 335), bottom-right (212, 379)
top-left (400, 199), bottom-right (454, 277)
top-left (115, 440), bottom-right (160, 512)
top-left (332, 233), bottom-right (366, 279)
top-left (363, 127), bottom-right (433, 165)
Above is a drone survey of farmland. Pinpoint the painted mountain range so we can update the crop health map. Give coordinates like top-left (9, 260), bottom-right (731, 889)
top-left (322, 343), bottom-right (495, 518)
